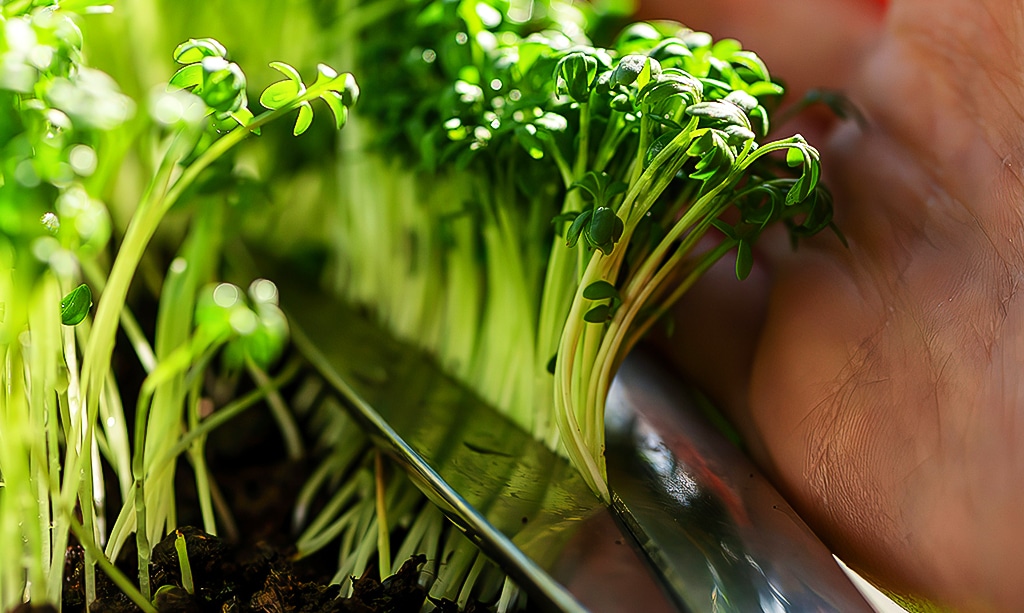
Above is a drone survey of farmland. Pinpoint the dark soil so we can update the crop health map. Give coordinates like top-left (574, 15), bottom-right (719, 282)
top-left (60, 527), bottom-right (431, 612)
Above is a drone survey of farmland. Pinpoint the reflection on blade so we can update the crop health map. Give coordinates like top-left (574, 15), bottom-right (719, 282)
top-left (606, 352), bottom-right (874, 612)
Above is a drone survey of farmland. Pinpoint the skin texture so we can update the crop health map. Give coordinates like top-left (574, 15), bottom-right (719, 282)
top-left (641, 0), bottom-right (1024, 610)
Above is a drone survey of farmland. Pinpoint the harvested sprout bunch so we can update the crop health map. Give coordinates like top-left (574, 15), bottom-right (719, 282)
top-left (337, 0), bottom-right (833, 501)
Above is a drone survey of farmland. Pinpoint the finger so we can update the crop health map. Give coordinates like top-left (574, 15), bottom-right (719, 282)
top-left (636, 0), bottom-right (885, 96)
top-left (850, 0), bottom-right (1024, 179)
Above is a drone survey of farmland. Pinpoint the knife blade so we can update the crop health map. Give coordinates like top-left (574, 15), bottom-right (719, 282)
top-left (283, 286), bottom-right (872, 612)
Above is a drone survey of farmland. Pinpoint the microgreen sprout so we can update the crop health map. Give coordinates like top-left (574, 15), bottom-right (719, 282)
top-left (0, 4), bottom-right (357, 605)
top-left (104, 40), bottom-right (357, 600)
top-left (59, 282), bottom-right (92, 325)
top-left (174, 530), bottom-right (195, 595)
top-left (333, 1), bottom-right (833, 501)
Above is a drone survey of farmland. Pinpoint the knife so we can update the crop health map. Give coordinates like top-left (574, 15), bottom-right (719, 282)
top-left (283, 286), bottom-right (873, 612)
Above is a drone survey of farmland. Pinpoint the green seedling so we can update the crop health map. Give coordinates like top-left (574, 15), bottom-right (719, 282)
top-left (60, 283), bottom-right (92, 325)
top-left (333, 0), bottom-right (833, 501)
top-left (0, 2), bottom-right (356, 606)
top-left (175, 530), bottom-right (195, 595)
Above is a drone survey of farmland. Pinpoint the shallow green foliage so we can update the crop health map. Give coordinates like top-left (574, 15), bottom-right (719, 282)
top-left (1, 7), bottom-right (357, 608)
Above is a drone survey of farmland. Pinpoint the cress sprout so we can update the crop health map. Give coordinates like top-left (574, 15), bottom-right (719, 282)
top-left (0, 1), bottom-right (357, 604)
top-left (332, 0), bottom-right (833, 500)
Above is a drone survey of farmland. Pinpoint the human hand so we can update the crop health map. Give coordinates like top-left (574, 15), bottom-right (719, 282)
top-left (643, 0), bottom-right (1024, 610)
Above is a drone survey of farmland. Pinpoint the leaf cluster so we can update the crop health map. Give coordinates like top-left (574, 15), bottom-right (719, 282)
top-left (349, 2), bottom-right (831, 264)
top-left (168, 37), bottom-right (358, 138)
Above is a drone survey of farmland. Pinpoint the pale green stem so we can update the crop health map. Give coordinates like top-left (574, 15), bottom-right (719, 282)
top-left (187, 372), bottom-right (217, 535)
top-left (174, 531), bottom-right (194, 594)
top-left (246, 358), bottom-right (304, 461)
top-left (374, 450), bottom-right (392, 579)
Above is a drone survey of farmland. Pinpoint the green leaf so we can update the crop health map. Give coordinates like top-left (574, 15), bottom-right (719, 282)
top-left (638, 70), bottom-right (703, 112)
top-left (688, 130), bottom-right (734, 183)
top-left (735, 240), bottom-right (753, 281)
top-left (613, 22), bottom-right (662, 54)
top-left (724, 90), bottom-right (758, 112)
top-left (710, 219), bottom-right (737, 240)
top-left (565, 210), bottom-right (592, 247)
top-left (556, 52), bottom-right (598, 103)
top-left (314, 63), bottom-right (340, 87)
top-left (320, 91), bottom-right (348, 129)
top-left (722, 124), bottom-right (755, 146)
top-left (610, 93), bottom-right (632, 112)
top-left (787, 174), bottom-right (818, 206)
top-left (611, 54), bottom-right (647, 87)
top-left (586, 207), bottom-right (624, 255)
top-left (745, 81), bottom-right (785, 97)
top-left (293, 101), bottom-right (313, 136)
top-left (260, 79), bottom-right (300, 110)
top-left (711, 38), bottom-right (743, 60)
top-left (583, 304), bottom-right (611, 323)
top-left (229, 107), bottom-right (259, 134)
top-left (649, 38), bottom-right (693, 65)
top-left (686, 130), bottom-right (715, 156)
top-left (686, 100), bottom-right (751, 129)
top-left (168, 64), bottom-right (203, 90)
top-left (60, 284), bottom-right (92, 326)
top-left (582, 280), bottom-right (618, 301)
top-left (730, 50), bottom-right (772, 82)
top-left (338, 73), bottom-right (360, 106)
top-left (786, 146), bottom-right (804, 167)
top-left (635, 57), bottom-right (660, 90)
top-left (785, 144), bottom-right (822, 205)
top-left (269, 61), bottom-right (303, 85)
top-left (173, 38), bottom-right (227, 64)
top-left (194, 58), bottom-right (247, 114)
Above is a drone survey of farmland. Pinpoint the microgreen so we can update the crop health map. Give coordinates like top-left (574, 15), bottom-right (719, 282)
top-left (333, 0), bottom-right (833, 501)
top-left (174, 530), bottom-right (195, 595)
top-left (59, 283), bottom-right (92, 325)
top-left (2, 0), bottom-right (836, 610)
top-left (0, 2), bottom-right (357, 605)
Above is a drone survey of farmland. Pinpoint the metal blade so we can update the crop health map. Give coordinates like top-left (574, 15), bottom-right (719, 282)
top-left (286, 291), bottom-right (672, 612)
top-left (283, 287), bottom-right (872, 612)
top-left (605, 353), bottom-right (873, 612)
